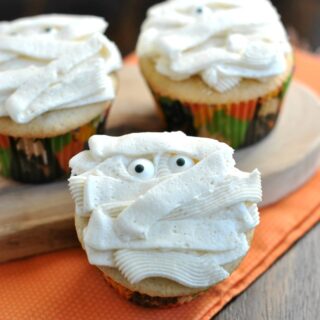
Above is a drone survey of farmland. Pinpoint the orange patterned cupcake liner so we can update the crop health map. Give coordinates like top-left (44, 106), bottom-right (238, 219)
top-left (152, 73), bottom-right (293, 149)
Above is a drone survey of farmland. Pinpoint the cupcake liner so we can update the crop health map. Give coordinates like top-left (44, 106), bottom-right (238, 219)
top-left (103, 274), bottom-right (200, 308)
top-left (151, 72), bottom-right (293, 149)
top-left (0, 112), bottom-right (108, 183)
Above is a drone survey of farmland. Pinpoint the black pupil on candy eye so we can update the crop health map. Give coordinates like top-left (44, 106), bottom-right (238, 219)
top-left (135, 164), bottom-right (144, 173)
top-left (196, 7), bottom-right (203, 14)
top-left (45, 28), bottom-right (52, 32)
top-left (176, 158), bottom-right (185, 167)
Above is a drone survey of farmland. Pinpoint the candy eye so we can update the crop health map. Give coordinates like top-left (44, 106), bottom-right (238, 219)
top-left (169, 155), bottom-right (194, 173)
top-left (128, 159), bottom-right (155, 180)
top-left (195, 7), bottom-right (203, 14)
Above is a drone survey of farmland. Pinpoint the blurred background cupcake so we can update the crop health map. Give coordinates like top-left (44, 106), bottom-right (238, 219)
top-left (0, 14), bottom-right (122, 183)
top-left (137, 0), bottom-right (294, 149)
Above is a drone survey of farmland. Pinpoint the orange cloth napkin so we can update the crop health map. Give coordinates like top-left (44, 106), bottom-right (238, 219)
top-left (0, 50), bottom-right (319, 320)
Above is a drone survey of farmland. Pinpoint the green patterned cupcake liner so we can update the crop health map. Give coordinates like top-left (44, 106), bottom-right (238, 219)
top-left (152, 73), bottom-right (293, 149)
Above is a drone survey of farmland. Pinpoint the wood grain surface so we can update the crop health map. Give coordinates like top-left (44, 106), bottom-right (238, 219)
top-left (214, 224), bottom-right (320, 320)
top-left (0, 181), bottom-right (76, 262)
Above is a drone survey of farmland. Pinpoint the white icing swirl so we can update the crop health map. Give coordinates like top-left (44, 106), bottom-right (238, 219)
top-left (69, 132), bottom-right (262, 288)
top-left (0, 14), bottom-right (122, 123)
top-left (137, 0), bottom-right (291, 92)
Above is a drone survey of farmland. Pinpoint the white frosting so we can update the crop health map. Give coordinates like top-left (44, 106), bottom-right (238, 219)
top-left (69, 132), bottom-right (262, 288)
top-left (0, 14), bottom-right (122, 123)
top-left (137, 0), bottom-right (291, 92)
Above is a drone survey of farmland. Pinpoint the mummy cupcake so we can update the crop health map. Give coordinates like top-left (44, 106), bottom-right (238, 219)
top-left (0, 14), bottom-right (122, 183)
top-left (137, 0), bottom-right (293, 149)
top-left (69, 132), bottom-right (262, 307)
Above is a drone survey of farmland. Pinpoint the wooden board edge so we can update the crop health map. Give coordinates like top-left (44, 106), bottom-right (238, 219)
top-left (0, 213), bottom-right (79, 263)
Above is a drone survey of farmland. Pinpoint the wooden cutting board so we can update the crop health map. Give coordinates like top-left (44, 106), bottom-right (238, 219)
top-left (0, 65), bottom-right (319, 263)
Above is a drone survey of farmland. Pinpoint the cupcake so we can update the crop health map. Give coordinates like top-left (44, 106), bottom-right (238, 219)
top-left (0, 14), bottom-right (122, 183)
top-left (137, 0), bottom-right (293, 149)
top-left (69, 132), bottom-right (262, 307)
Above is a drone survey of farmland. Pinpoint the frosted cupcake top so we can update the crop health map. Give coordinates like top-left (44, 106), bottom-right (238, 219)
top-left (69, 132), bottom-right (262, 288)
top-left (0, 15), bottom-right (122, 123)
top-left (137, 0), bottom-right (291, 92)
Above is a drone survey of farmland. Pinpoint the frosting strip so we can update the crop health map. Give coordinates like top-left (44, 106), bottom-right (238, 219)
top-left (137, 0), bottom-right (291, 92)
top-left (0, 14), bottom-right (122, 123)
top-left (114, 250), bottom-right (230, 288)
top-left (69, 132), bottom-right (262, 288)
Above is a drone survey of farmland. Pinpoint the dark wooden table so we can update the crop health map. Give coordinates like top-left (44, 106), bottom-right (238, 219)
top-left (215, 224), bottom-right (320, 320)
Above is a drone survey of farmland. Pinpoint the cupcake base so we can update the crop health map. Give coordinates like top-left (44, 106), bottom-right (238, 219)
top-left (75, 217), bottom-right (254, 308)
top-left (103, 273), bottom-right (200, 308)
top-left (140, 56), bottom-right (294, 149)
top-left (0, 112), bottom-right (108, 183)
top-left (151, 74), bottom-right (292, 149)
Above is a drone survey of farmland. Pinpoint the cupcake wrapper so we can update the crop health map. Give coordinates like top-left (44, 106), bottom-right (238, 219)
top-left (152, 73), bottom-right (293, 149)
top-left (103, 274), bottom-right (200, 308)
top-left (0, 112), bottom-right (108, 183)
